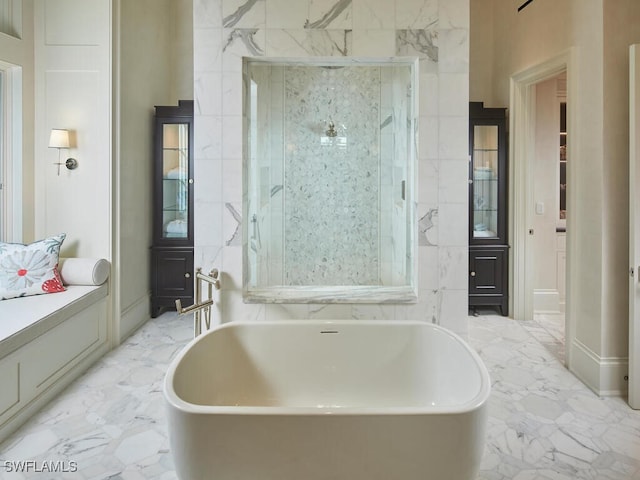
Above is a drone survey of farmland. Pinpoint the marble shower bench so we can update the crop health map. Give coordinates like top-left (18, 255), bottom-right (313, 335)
top-left (0, 258), bottom-right (111, 443)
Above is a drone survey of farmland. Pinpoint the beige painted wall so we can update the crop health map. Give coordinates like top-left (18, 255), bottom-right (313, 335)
top-left (471, 0), bottom-right (640, 392)
top-left (174, 0), bottom-right (193, 100)
top-left (469, 0), bottom-right (494, 105)
top-left (116, 0), bottom-right (193, 339)
top-left (601, 0), bottom-right (640, 357)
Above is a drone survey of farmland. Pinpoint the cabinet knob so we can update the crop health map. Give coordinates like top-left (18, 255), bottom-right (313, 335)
top-left (185, 272), bottom-right (191, 278)
top-left (470, 271), bottom-right (476, 277)
top-left (188, 178), bottom-right (194, 184)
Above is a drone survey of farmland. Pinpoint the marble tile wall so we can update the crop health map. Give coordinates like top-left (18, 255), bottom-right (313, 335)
top-left (283, 66), bottom-right (380, 286)
top-left (193, 0), bottom-right (469, 332)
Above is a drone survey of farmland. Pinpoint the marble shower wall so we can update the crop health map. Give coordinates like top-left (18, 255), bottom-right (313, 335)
top-left (194, 0), bottom-right (469, 332)
top-left (283, 66), bottom-right (380, 286)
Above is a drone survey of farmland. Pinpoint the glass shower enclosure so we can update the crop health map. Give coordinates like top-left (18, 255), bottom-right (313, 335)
top-left (243, 57), bottom-right (418, 303)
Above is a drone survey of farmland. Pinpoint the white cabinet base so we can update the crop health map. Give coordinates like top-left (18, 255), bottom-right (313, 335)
top-left (0, 289), bottom-right (109, 443)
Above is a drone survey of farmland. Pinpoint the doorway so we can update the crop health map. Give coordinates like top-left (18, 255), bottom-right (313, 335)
top-left (529, 72), bottom-right (567, 363)
top-left (510, 50), bottom-right (576, 369)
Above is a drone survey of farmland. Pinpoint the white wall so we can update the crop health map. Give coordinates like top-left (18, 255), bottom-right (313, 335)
top-left (193, 0), bottom-right (470, 333)
top-left (2, 1), bottom-right (193, 344)
top-left (30, 0), bottom-right (193, 343)
top-left (33, 0), bottom-right (112, 260)
top-left (532, 75), bottom-right (563, 312)
top-left (0, 0), bottom-right (34, 243)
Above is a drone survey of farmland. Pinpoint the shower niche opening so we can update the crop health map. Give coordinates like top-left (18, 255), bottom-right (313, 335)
top-left (243, 57), bottom-right (418, 303)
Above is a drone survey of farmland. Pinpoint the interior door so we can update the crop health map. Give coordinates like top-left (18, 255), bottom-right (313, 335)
top-left (629, 44), bottom-right (640, 409)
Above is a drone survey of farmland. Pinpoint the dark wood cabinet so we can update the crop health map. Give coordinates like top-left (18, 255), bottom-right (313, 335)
top-left (469, 102), bottom-right (508, 315)
top-left (151, 100), bottom-right (194, 317)
top-left (469, 247), bottom-right (507, 304)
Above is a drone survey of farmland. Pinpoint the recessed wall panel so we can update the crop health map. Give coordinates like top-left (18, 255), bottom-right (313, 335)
top-left (44, 70), bottom-right (110, 258)
top-left (44, 0), bottom-right (107, 46)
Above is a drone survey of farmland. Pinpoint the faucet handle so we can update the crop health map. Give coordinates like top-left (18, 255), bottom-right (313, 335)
top-left (210, 269), bottom-right (221, 289)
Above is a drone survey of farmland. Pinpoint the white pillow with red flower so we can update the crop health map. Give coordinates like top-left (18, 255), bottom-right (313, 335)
top-left (0, 233), bottom-right (67, 300)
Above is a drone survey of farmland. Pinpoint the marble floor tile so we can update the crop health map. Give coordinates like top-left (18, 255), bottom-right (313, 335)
top-left (522, 311), bottom-right (566, 363)
top-left (469, 313), bottom-right (640, 480)
top-left (1, 311), bottom-right (639, 479)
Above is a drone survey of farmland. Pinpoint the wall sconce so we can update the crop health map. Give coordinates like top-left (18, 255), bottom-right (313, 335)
top-left (48, 129), bottom-right (78, 175)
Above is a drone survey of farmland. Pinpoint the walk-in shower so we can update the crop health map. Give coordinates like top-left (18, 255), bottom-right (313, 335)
top-left (243, 57), bottom-right (418, 303)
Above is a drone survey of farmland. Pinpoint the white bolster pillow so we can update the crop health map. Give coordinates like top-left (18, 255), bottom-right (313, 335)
top-left (59, 258), bottom-right (111, 286)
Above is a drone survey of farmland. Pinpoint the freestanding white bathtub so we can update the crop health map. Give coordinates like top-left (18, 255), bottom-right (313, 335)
top-left (164, 320), bottom-right (491, 480)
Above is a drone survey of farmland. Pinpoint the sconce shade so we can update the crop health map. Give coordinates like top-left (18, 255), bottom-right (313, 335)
top-left (49, 129), bottom-right (70, 149)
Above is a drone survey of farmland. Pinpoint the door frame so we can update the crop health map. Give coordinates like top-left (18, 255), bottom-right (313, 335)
top-left (629, 44), bottom-right (640, 408)
top-left (0, 60), bottom-right (23, 243)
top-left (509, 49), bottom-right (577, 367)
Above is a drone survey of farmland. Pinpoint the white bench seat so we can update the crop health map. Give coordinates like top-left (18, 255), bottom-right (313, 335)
top-left (0, 259), bottom-right (111, 444)
top-left (0, 284), bottom-right (108, 356)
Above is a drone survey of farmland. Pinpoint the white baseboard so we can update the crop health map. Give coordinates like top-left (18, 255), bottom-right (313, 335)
top-left (119, 294), bottom-right (150, 342)
top-left (533, 289), bottom-right (560, 313)
top-left (570, 338), bottom-right (629, 396)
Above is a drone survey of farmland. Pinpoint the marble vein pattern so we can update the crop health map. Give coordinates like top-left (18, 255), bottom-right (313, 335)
top-left (223, 28), bottom-right (264, 56)
top-left (1, 312), bottom-right (639, 479)
top-left (469, 312), bottom-right (640, 480)
top-left (328, 29), bottom-right (350, 56)
top-left (223, 0), bottom-right (261, 28)
top-left (419, 207), bottom-right (438, 246)
top-left (265, 29), bottom-right (352, 57)
top-left (524, 312), bottom-right (566, 364)
top-left (305, 0), bottom-right (352, 29)
top-left (224, 202), bottom-right (242, 246)
top-left (195, 0), bottom-right (470, 328)
top-left (396, 28), bottom-right (438, 63)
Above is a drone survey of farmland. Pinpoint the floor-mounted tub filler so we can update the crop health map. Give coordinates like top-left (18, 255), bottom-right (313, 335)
top-left (164, 320), bottom-right (491, 480)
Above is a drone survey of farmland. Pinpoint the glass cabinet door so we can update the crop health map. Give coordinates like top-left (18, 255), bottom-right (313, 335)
top-left (472, 125), bottom-right (499, 239)
top-left (161, 123), bottom-right (190, 240)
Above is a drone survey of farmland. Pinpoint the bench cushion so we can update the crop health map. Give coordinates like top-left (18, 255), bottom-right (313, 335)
top-left (59, 258), bottom-right (110, 286)
top-left (0, 284), bottom-right (108, 356)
